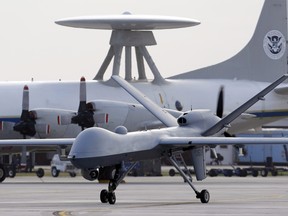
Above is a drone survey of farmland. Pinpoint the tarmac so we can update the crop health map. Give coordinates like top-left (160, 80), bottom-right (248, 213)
top-left (0, 173), bottom-right (287, 216)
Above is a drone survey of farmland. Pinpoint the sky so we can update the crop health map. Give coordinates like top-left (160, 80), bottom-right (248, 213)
top-left (0, 0), bottom-right (264, 81)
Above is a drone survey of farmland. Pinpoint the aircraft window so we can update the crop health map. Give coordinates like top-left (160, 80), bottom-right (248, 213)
top-left (175, 100), bottom-right (183, 111)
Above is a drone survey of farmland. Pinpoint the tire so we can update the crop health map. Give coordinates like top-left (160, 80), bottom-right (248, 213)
top-left (169, 169), bottom-right (176, 177)
top-left (252, 170), bottom-right (258, 177)
top-left (100, 189), bottom-right (108, 203)
top-left (36, 168), bottom-right (45, 178)
top-left (240, 169), bottom-right (248, 177)
top-left (0, 164), bottom-right (6, 183)
top-left (261, 169), bottom-right (268, 177)
top-left (199, 190), bottom-right (210, 203)
top-left (69, 172), bottom-right (76, 177)
top-left (108, 192), bottom-right (116, 205)
top-left (8, 169), bottom-right (16, 178)
top-left (208, 169), bottom-right (218, 177)
top-left (51, 167), bottom-right (59, 177)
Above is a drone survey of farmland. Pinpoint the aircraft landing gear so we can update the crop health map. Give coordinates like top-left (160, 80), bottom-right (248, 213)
top-left (168, 155), bottom-right (210, 204)
top-left (100, 162), bottom-right (137, 205)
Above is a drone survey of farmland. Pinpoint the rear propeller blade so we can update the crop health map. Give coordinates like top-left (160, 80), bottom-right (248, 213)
top-left (216, 86), bottom-right (224, 118)
top-left (71, 77), bottom-right (95, 130)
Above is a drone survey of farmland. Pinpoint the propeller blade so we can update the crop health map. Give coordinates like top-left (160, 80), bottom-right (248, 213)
top-left (78, 76), bottom-right (87, 113)
top-left (20, 85), bottom-right (30, 121)
top-left (216, 86), bottom-right (224, 118)
top-left (71, 77), bottom-right (95, 130)
top-left (13, 85), bottom-right (36, 138)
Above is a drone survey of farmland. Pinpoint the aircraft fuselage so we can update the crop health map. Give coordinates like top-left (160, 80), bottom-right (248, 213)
top-left (0, 78), bottom-right (287, 139)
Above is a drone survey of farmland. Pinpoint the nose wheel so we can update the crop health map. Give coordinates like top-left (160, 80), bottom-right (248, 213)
top-left (99, 162), bottom-right (138, 205)
top-left (100, 189), bottom-right (116, 204)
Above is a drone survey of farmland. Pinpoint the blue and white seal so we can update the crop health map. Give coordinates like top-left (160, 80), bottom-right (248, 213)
top-left (263, 30), bottom-right (286, 60)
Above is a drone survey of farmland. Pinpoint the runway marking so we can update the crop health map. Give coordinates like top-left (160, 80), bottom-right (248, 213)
top-left (53, 211), bottom-right (72, 216)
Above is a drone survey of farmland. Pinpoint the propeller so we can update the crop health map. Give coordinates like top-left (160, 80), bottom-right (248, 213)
top-left (215, 86), bottom-right (245, 156)
top-left (13, 85), bottom-right (36, 138)
top-left (216, 86), bottom-right (224, 118)
top-left (210, 86), bottom-right (224, 159)
top-left (71, 77), bottom-right (95, 130)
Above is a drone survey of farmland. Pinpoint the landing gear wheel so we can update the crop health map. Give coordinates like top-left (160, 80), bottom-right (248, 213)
top-left (108, 192), bottom-right (116, 204)
top-left (89, 170), bottom-right (99, 180)
top-left (100, 189), bottom-right (108, 203)
top-left (197, 189), bottom-right (210, 203)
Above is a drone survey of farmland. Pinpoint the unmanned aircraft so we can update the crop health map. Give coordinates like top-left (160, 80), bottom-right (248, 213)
top-left (1, 0), bottom-right (288, 181)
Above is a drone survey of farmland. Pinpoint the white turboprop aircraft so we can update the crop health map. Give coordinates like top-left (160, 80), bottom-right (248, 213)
top-left (0, 74), bottom-right (288, 204)
top-left (0, 1), bottom-right (287, 176)
top-left (0, 0), bottom-right (287, 137)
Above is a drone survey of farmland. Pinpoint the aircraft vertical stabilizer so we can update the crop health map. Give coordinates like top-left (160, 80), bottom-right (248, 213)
top-left (170, 0), bottom-right (287, 82)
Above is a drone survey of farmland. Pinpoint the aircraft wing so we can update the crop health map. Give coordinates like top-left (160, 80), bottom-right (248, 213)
top-left (0, 138), bottom-right (74, 147)
top-left (159, 136), bottom-right (288, 148)
top-left (112, 75), bottom-right (179, 127)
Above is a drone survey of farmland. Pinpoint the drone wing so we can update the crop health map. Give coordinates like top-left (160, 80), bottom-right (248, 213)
top-left (0, 138), bottom-right (74, 147)
top-left (159, 136), bottom-right (288, 149)
top-left (112, 75), bottom-right (178, 127)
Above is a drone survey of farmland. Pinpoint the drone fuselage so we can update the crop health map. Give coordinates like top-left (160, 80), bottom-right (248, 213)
top-left (68, 109), bottom-right (220, 169)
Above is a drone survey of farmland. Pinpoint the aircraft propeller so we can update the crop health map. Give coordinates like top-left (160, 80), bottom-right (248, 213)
top-left (216, 86), bottom-right (224, 118)
top-left (13, 85), bottom-right (37, 138)
top-left (71, 77), bottom-right (95, 130)
top-left (215, 85), bottom-right (246, 156)
top-left (12, 85), bottom-right (50, 139)
top-left (210, 86), bottom-right (224, 159)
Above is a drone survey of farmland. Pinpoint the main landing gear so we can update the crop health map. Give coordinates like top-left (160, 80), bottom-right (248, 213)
top-left (98, 155), bottom-right (210, 204)
top-left (100, 162), bottom-right (137, 205)
top-left (168, 155), bottom-right (210, 204)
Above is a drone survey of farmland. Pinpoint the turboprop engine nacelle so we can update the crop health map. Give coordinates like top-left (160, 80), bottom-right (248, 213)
top-left (177, 110), bottom-right (221, 130)
top-left (87, 100), bottom-right (167, 131)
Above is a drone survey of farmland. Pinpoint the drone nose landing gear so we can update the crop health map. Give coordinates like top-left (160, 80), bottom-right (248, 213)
top-left (167, 155), bottom-right (210, 204)
top-left (100, 162), bottom-right (138, 205)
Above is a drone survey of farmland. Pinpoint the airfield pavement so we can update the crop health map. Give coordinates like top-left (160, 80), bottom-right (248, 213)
top-left (0, 172), bottom-right (287, 216)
